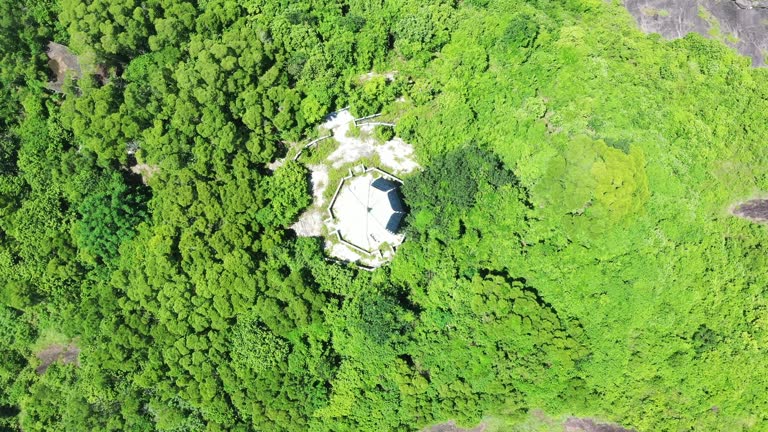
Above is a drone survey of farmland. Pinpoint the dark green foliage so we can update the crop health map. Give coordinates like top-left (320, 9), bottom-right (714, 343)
top-left (259, 161), bottom-right (312, 227)
top-left (73, 174), bottom-right (148, 265)
top-left (354, 293), bottom-right (409, 345)
top-left (374, 125), bottom-right (395, 142)
top-left (0, 305), bottom-right (32, 428)
top-left (692, 325), bottom-right (719, 355)
top-left (503, 14), bottom-right (539, 48)
top-left (403, 146), bottom-right (518, 236)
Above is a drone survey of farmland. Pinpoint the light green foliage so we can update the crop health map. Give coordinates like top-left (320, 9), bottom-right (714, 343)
top-left (346, 123), bottom-right (362, 138)
top-left (374, 125), bottom-right (395, 142)
top-left (532, 136), bottom-right (649, 241)
top-left (391, 1), bottom-right (768, 430)
top-left (300, 138), bottom-right (339, 164)
top-left (229, 319), bottom-right (289, 374)
top-left (259, 161), bottom-right (311, 227)
top-left (393, 2), bottom-right (456, 61)
top-left (349, 75), bottom-right (401, 117)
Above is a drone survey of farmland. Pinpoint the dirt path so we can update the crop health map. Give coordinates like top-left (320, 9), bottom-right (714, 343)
top-left (36, 343), bottom-right (80, 374)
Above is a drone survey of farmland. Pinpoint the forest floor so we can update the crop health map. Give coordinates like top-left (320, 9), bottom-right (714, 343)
top-left (35, 342), bottom-right (80, 374)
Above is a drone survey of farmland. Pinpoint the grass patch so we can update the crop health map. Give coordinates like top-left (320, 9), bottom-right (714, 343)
top-left (299, 138), bottom-right (339, 164)
top-left (346, 123), bottom-right (362, 138)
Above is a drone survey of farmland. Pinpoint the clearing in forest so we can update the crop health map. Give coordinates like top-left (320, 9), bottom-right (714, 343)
top-left (290, 108), bottom-right (418, 268)
top-left (731, 197), bottom-right (768, 222)
top-left (35, 342), bottom-right (80, 374)
top-left (327, 168), bottom-right (406, 260)
top-left (46, 42), bottom-right (81, 92)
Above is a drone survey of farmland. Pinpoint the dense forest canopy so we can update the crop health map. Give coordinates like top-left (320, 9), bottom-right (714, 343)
top-left (1, 0), bottom-right (768, 431)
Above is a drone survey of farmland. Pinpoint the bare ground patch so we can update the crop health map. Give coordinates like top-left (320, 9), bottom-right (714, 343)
top-left (564, 417), bottom-right (635, 432)
top-left (130, 163), bottom-right (160, 184)
top-left (426, 420), bottom-right (486, 432)
top-left (325, 110), bottom-right (419, 174)
top-left (359, 70), bottom-right (398, 83)
top-left (291, 164), bottom-right (329, 237)
top-left (46, 42), bottom-right (82, 92)
top-left (731, 198), bottom-right (768, 222)
top-left (36, 342), bottom-right (80, 374)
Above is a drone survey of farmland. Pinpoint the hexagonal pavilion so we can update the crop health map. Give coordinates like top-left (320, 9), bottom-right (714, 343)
top-left (328, 167), bottom-right (406, 255)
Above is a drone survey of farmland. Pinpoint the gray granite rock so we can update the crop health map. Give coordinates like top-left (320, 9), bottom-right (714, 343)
top-left (733, 0), bottom-right (768, 9)
top-left (623, 0), bottom-right (768, 66)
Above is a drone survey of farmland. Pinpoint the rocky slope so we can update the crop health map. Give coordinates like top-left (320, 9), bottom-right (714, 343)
top-left (624, 0), bottom-right (768, 65)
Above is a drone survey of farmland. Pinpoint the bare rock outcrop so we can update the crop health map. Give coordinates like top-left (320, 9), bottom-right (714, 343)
top-left (732, 198), bottom-right (768, 222)
top-left (426, 420), bottom-right (485, 432)
top-left (623, 0), bottom-right (768, 66)
top-left (46, 42), bottom-right (82, 92)
top-left (564, 417), bottom-right (636, 432)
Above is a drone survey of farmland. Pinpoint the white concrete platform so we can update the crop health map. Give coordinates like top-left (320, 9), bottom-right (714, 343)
top-left (330, 172), bottom-right (406, 254)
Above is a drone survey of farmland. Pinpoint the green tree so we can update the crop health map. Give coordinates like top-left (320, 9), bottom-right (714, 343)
top-left (73, 173), bottom-right (148, 266)
top-left (258, 161), bottom-right (311, 227)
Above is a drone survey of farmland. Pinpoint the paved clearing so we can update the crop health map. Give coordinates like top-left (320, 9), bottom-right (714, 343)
top-left (328, 171), bottom-right (405, 253)
top-left (328, 241), bottom-right (365, 262)
top-left (36, 343), bottom-right (80, 374)
top-left (377, 138), bottom-right (419, 173)
top-left (291, 108), bottom-right (418, 267)
top-left (326, 110), bottom-right (375, 167)
top-left (325, 109), bottom-right (419, 174)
